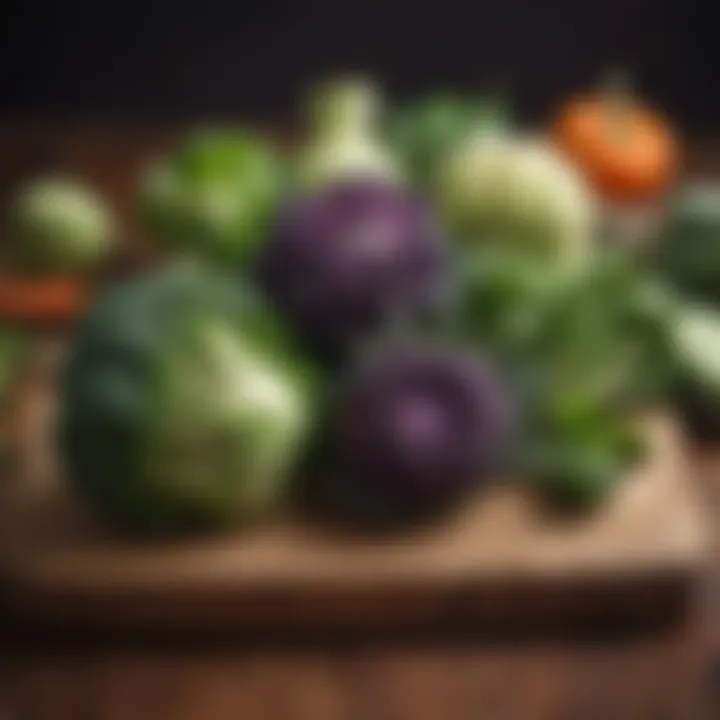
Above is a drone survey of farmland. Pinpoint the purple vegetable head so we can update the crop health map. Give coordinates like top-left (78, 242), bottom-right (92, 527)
top-left (315, 345), bottom-right (515, 525)
top-left (256, 179), bottom-right (446, 358)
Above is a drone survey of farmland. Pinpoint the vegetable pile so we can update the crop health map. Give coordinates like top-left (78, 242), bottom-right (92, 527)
top-left (6, 74), bottom-right (718, 534)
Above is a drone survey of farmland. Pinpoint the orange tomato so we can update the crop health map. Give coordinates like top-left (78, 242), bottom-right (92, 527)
top-left (552, 84), bottom-right (678, 203)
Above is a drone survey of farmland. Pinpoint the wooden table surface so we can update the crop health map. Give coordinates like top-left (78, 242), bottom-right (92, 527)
top-left (1, 126), bottom-right (719, 720)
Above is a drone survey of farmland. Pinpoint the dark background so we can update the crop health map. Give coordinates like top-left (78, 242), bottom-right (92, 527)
top-left (1, 0), bottom-right (717, 132)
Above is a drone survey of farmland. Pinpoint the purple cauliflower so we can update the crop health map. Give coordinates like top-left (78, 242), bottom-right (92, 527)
top-left (256, 179), bottom-right (446, 358)
top-left (313, 344), bottom-right (515, 525)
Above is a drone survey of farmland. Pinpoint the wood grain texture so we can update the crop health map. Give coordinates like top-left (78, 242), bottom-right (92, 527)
top-left (0, 627), bottom-right (710, 720)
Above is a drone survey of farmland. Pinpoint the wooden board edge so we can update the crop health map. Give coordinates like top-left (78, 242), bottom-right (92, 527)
top-left (1, 569), bottom-right (702, 638)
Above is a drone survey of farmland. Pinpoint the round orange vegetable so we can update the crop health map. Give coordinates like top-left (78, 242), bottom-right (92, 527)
top-left (552, 72), bottom-right (678, 203)
top-left (0, 276), bottom-right (88, 323)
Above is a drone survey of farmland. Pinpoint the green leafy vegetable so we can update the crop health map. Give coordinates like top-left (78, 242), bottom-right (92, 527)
top-left (524, 423), bottom-right (644, 510)
top-left (653, 182), bottom-right (720, 306)
top-left (59, 261), bottom-right (317, 533)
top-left (454, 247), bottom-right (671, 511)
top-left (9, 177), bottom-right (114, 274)
top-left (386, 94), bottom-right (509, 189)
top-left (140, 128), bottom-right (283, 264)
top-left (436, 134), bottom-right (595, 274)
top-left (666, 300), bottom-right (720, 437)
top-left (296, 77), bottom-right (402, 189)
top-left (456, 248), bottom-right (676, 408)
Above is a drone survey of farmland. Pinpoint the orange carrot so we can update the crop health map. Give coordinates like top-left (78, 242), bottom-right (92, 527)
top-left (0, 276), bottom-right (87, 322)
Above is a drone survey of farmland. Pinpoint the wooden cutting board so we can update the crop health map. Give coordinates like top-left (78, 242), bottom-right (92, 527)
top-left (0, 338), bottom-right (709, 633)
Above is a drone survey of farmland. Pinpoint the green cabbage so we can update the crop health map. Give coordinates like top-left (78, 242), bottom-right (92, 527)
top-left (59, 262), bottom-right (315, 532)
top-left (9, 177), bottom-right (114, 273)
top-left (437, 133), bottom-right (596, 273)
top-left (141, 129), bottom-right (283, 264)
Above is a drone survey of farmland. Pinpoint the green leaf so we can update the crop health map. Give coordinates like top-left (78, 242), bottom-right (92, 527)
top-left (387, 93), bottom-right (510, 189)
top-left (523, 418), bottom-right (643, 512)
